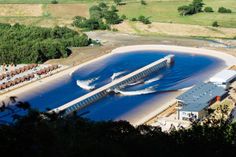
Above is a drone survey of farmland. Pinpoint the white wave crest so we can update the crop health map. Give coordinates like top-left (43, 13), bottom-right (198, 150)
top-left (76, 77), bottom-right (99, 90)
top-left (111, 71), bottom-right (126, 80)
top-left (127, 80), bottom-right (144, 86)
top-left (144, 75), bottom-right (163, 84)
top-left (114, 87), bottom-right (156, 96)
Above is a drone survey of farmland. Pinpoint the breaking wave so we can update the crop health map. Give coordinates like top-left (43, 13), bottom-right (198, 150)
top-left (144, 74), bottom-right (163, 84)
top-left (114, 87), bottom-right (157, 96)
top-left (111, 71), bottom-right (126, 80)
top-left (76, 77), bottom-right (99, 90)
top-left (127, 80), bottom-right (144, 86)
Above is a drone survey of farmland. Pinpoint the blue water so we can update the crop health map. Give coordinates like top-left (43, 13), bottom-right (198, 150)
top-left (0, 50), bottom-right (225, 123)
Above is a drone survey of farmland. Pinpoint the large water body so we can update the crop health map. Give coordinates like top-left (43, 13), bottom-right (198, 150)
top-left (0, 50), bottom-right (225, 123)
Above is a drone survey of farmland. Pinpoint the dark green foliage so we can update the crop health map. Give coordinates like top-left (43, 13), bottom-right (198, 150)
top-left (0, 102), bottom-right (236, 157)
top-left (212, 21), bottom-right (219, 27)
top-left (0, 23), bottom-right (90, 64)
top-left (114, 0), bottom-right (123, 5)
top-left (121, 14), bottom-right (127, 20)
top-left (138, 15), bottom-right (151, 24)
top-left (104, 10), bottom-right (123, 24)
top-left (131, 17), bottom-right (137, 21)
top-left (98, 2), bottom-right (108, 9)
top-left (218, 7), bottom-right (232, 13)
top-left (141, 0), bottom-right (147, 5)
top-left (204, 6), bottom-right (214, 12)
top-left (178, 0), bottom-right (205, 16)
top-left (111, 5), bottom-right (118, 12)
top-left (73, 3), bottom-right (122, 31)
top-left (51, 0), bottom-right (58, 4)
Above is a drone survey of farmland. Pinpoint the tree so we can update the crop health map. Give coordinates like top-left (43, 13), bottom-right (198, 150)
top-left (138, 15), bottom-right (151, 24)
top-left (204, 6), bottom-right (214, 12)
top-left (218, 7), bottom-right (232, 13)
top-left (212, 21), bottom-right (219, 27)
top-left (73, 3), bottom-right (122, 31)
top-left (51, 0), bottom-right (58, 4)
top-left (141, 0), bottom-right (147, 5)
top-left (0, 100), bottom-right (236, 156)
top-left (178, 0), bottom-right (205, 16)
top-left (104, 10), bottom-right (122, 24)
top-left (89, 5), bottom-right (103, 19)
top-left (114, 0), bottom-right (122, 5)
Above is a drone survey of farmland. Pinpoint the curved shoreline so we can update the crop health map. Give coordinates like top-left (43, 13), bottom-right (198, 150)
top-left (0, 45), bottom-right (235, 125)
top-left (112, 45), bottom-right (236, 66)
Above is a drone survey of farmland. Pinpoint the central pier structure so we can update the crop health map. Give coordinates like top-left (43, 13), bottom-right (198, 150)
top-left (51, 55), bottom-right (174, 115)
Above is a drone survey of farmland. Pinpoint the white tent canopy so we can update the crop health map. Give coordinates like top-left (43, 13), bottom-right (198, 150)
top-left (210, 70), bottom-right (236, 84)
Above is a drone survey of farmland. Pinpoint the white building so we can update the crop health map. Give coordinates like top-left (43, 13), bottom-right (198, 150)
top-left (209, 70), bottom-right (236, 89)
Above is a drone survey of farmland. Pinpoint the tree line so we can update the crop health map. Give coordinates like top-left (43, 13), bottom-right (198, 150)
top-left (178, 0), bottom-right (232, 16)
top-left (72, 2), bottom-right (123, 31)
top-left (0, 100), bottom-right (236, 157)
top-left (0, 23), bottom-right (90, 64)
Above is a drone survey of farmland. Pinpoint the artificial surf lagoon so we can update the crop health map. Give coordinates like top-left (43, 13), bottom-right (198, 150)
top-left (0, 46), bottom-right (227, 124)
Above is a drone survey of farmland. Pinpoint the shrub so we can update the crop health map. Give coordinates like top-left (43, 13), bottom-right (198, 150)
top-left (178, 0), bottom-right (205, 16)
top-left (138, 15), bottom-right (151, 24)
top-left (204, 7), bottom-right (214, 12)
top-left (131, 18), bottom-right (137, 21)
top-left (111, 5), bottom-right (118, 12)
top-left (218, 7), bottom-right (232, 13)
top-left (141, 0), bottom-right (147, 5)
top-left (51, 0), bottom-right (58, 4)
top-left (114, 0), bottom-right (122, 5)
top-left (212, 21), bottom-right (219, 27)
top-left (121, 14), bottom-right (127, 20)
top-left (98, 2), bottom-right (108, 9)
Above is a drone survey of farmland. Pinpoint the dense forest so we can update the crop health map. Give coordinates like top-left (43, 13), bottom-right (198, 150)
top-left (0, 101), bottom-right (236, 157)
top-left (0, 23), bottom-right (90, 64)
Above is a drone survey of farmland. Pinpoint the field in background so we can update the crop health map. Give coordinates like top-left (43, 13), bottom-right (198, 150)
top-left (0, 0), bottom-right (235, 38)
top-left (0, 3), bottom-right (90, 27)
top-left (113, 21), bottom-right (236, 38)
top-left (118, 0), bottom-right (236, 28)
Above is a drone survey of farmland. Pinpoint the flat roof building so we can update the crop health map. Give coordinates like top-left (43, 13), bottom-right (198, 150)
top-left (176, 82), bottom-right (227, 121)
top-left (209, 69), bottom-right (236, 89)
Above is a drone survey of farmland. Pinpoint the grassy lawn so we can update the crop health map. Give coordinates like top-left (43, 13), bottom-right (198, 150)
top-left (118, 0), bottom-right (236, 28)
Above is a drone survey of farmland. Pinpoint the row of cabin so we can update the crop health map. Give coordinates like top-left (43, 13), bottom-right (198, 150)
top-left (36, 65), bottom-right (59, 75)
top-left (0, 64), bottom-right (38, 80)
top-left (0, 65), bottom-right (59, 90)
top-left (0, 74), bottom-right (35, 90)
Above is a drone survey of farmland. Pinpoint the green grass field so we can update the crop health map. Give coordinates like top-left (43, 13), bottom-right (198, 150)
top-left (0, 0), bottom-right (99, 3)
top-left (0, 0), bottom-right (235, 28)
top-left (118, 0), bottom-right (236, 28)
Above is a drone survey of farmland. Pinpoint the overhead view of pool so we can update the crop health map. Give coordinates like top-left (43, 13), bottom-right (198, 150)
top-left (0, 50), bottom-right (226, 123)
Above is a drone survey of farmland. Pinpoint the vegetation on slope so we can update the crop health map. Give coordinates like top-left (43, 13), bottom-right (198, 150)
top-left (72, 2), bottom-right (123, 30)
top-left (0, 23), bottom-right (90, 64)
top-left (0, 101), bottom-right (236, 157)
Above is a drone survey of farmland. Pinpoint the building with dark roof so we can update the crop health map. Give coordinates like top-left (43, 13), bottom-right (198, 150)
top-left (176, 82), bottom-right (228, 121)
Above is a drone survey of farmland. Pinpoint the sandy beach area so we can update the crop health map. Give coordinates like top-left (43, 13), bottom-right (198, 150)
top-left (1, 43), bottom-right (236, 125)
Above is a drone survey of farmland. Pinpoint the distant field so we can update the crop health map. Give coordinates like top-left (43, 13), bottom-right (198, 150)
top-left (0, 0), bottom-right (235, 38)
top-left (0, 4), bottom-right (42, 16)
top-left (118, 0), bottom-right (236, 28)
top-left (47, 4), bottom-right (89, 18)
top-left (0, 0), bottom-right (98, 3)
